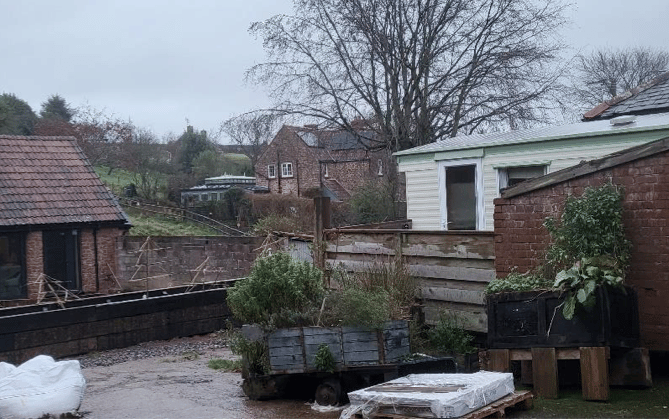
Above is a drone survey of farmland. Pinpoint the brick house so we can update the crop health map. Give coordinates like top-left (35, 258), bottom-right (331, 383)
top-left (494, 136), bottom-right (669, 351)
top-left (0, 135), bottom-right (131, 305)
top-left (254, 124), bottom-right (395, 201)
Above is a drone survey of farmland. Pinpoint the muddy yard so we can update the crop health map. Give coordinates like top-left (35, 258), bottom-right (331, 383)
top-left (75, 334), bottom-right (341, 419)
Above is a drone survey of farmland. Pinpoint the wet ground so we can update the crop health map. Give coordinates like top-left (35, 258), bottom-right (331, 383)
top-left (77, 336), bottom-right (342, 419)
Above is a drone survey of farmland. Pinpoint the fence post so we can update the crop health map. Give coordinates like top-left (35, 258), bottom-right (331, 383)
top-left (314, 196), bottom-right (331, 270)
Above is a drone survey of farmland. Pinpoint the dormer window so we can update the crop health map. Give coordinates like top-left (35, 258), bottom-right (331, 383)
top-left (268, 164), bottom-right (276, 178)
top-left (282, 162), bottom-right (293, 177)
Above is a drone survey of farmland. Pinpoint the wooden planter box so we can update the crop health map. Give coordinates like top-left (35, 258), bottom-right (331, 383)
top-left (247, 320), bottom-right (410, 375)
top-left (487, 286), bottom-right (639, 349)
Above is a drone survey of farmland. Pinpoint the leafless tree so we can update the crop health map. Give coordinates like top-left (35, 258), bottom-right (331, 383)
top-left (247, 0), bottom-right (569, 151)
top-left (71, 104), bottom-right (133, 170)
top-left (219, 112), bottom-right (284, 168)
top-left (573, 47), bottom-right (669, 107)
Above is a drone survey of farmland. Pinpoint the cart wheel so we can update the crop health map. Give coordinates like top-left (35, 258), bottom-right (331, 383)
top-left (315, 378), bottom-right (341, 406)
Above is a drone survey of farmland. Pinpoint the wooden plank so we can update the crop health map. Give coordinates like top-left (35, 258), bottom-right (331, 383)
top-left (421, 286), bottom-right (485, 305)
top-left (463, 391), bottom-right (533, 419)
top-left (422, 304), bottom-right (487, 333)
top-left (532, 347), bottom-right (559, 399)
top-left (410, 265), bottom-right (495, 282)
top-left (488, 349), bottom-right (510, 372)
top-left (580, 347), bottom-right (609, 401)
top-left (268, 346), bottom-right (303, 358)
top-left (344, 350), bottom-right (380, 364)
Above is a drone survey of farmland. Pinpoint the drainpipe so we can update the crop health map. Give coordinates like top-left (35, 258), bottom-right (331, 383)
top-left (93, 227), bottom-right (99, 292)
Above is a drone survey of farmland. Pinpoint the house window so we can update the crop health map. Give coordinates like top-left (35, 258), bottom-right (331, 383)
top-left (378, 159), bottom-right (383, 176)
top-left (201, 193), bottom-right (209, 201)
top-left (498, 165), bottom-right (546, 193)
top-left (324, 163), bottom-right (329, 178)
top-left (43, 229), bottom-right (81, 291)
top-left (281, 162), bottom-right (293, 177)
top-left (268, 164), bottom-right (276, 179)
top-left (0, 233), bottom-right (26, 299)
top-left (438, 159), bottom-right (484, 230)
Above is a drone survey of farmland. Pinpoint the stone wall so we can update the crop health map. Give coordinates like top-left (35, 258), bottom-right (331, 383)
top-left (117, 236), bottom-right (263, 291)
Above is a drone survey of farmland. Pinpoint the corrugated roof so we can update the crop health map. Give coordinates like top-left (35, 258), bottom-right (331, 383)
top-left (0, 135), bottom-right (130, 228)
top-left (395, 112), bottom-right (669, 156)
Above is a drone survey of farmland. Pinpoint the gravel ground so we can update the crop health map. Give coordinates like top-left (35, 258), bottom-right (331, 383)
top-left (75, 332), bottom-right (229, 368)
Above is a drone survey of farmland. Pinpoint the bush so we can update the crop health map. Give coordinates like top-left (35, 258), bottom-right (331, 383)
top-left (226, 252), bottom-right (324, 328)
top-left (543, 183), bottom-right (631, 275)
top-left (427, 313), bottom-right (475, 355)
top-left (349, 179), bottom-right (396, 224)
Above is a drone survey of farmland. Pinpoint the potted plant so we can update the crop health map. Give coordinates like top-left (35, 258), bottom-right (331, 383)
top-left (486, 183), bottom-right (640, 349)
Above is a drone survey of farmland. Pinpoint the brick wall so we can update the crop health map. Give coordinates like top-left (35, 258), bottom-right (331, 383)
top-left (116, 236), bottom-right (263, 290)
top-left (18, 227), bottom-right (127, 303)
top-left (494, 150), bottom-right (669, 351)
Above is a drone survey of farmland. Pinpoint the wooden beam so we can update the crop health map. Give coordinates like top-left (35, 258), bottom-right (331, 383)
top-left (531, 347), bottom-right (559, 399)
top-left (580, 347), bottom-right (609, 401)
top-left (488, 349), bottom-right (511, 372)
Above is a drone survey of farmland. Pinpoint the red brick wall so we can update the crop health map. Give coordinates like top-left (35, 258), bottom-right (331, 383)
top-left (494, 151), bottom-right (669, 351)
top-left (21, 227), bottom-right (126, 303)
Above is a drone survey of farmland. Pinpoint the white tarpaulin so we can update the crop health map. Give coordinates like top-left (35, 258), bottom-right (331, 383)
top-left (0, 355), bottom-right (86, 419)
top-left (341, 371), bottom-right (514, 418)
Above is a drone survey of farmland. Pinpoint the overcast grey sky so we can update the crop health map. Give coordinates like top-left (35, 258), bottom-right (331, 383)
top-left (1, 0), bottom-right (668, 142)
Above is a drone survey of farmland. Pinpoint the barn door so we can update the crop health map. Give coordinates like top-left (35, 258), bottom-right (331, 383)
top-left (43, 229), bottom-right (81, 290)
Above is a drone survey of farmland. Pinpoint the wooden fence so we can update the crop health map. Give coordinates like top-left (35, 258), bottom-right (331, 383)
top-left (322, 229), bottom-right (495, 333)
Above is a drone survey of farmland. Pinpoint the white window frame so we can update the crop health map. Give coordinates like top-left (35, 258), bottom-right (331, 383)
top-left (267, 164), bottom-right (276, 179)
top-left (281, 162), bottom-right (293, 177)
top-left (438, 158), bottom-right (484, 231)
top-left (496, 164), bottom-right (548, 196)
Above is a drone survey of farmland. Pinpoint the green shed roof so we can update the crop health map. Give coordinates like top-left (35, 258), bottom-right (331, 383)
top-left (395, 112), bottom-right (669, 157)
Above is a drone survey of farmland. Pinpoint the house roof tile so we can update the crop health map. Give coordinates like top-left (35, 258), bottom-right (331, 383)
top-left (584, 72), bottom-right (669, 120)
top-left (0, 135), bottom-right (130, 228)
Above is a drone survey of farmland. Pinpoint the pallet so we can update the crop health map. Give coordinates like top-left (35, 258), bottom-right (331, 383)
top-left (463, 391), bottom-right (533, 419)
top-left (351, 391), bottom-right (533, 419)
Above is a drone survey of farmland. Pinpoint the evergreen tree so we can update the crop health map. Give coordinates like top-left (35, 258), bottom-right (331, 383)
top-left (0, 93), bottom-right (37, 135)
top-left (177, 125), bottom-right (214, 173)
top-left (40, 94), bottom-right (74, 122)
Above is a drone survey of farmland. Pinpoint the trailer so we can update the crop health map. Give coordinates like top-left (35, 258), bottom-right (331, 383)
top-left (240, 320), bottom-right (457, 405)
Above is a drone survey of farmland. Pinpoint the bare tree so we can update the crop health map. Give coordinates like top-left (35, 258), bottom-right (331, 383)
top-left (219, 112), bottom-right (283, 168)
top-left (573, 47), bottom-right (669, 106)
top-left (247, 0), bottom-right (569, 152)
top-left (71, 104), bottom-right (133, 170)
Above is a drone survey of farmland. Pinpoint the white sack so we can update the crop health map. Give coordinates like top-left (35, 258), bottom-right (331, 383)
top-left (0, 355), bottom-right (86, 419)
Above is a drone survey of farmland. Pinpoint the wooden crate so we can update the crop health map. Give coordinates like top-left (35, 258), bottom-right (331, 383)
top-left (265, 320), bottom-right (410, 374)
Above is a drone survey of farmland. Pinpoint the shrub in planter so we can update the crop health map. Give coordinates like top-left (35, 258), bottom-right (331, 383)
top-left (226, 252), bottom-right (324, 328)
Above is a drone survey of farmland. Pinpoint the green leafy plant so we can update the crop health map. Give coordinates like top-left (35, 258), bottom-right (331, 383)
top-left (314, 343), bottom-right (336, 373)
top-left (543, 183), bottom-right (631, 320)
top-left (229, 332), bottom-right (270, 376)
top-left (207, 358), bottom-right (243, 372)
top-left (226, 252), bottom-right (324, 328)
top-left (485, 270), bottom-right (552, 294)
top-left (543, 183), bottom-right (631, 275)
top-left (427, 313), bottom-right (475, 355)
top-left (554, 256), bottom-right (624, 320)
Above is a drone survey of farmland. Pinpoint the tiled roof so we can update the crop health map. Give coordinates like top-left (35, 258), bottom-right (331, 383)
top-left (584, 72), bottom-right (669, 120)
top-left (0, 135), bottom-right (130, 228)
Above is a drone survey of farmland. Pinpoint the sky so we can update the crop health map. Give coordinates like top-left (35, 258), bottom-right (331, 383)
top-left (1, 0), bottom-right (668, 142)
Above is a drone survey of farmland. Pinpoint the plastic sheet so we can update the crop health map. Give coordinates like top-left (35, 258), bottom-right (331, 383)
top-left (341, 371), bottom-right (514, 419)
top-left (0, 355), bottom-right (86, 419)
